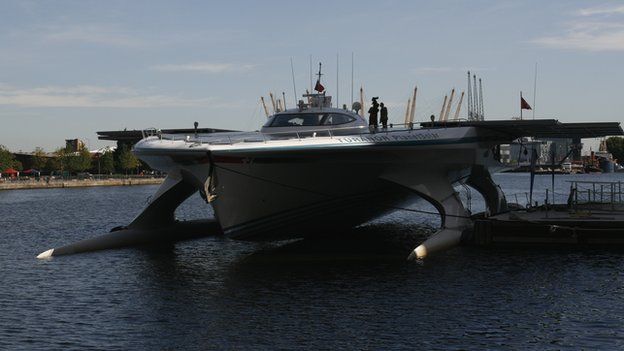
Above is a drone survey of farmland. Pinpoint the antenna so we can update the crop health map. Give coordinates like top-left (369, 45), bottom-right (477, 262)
top-left (290, 57), bottom-right (297, 105)
top-left (309, 55), bottom-right (313, 93)
top-left (317, 62), bottom-right (323, 81)
top-left (533, 62), bottom-right (537, 119)
top-left (478, 78), bottom-right (484, 120)
top-left (473, 74), bottom-right (478, 120)
top-left (467, 71), bottom-right (472, 120)
top-left (520, 91), bottom-right (523, 120)
top-left (336, 53), bottom-right (339, 108)
top-left (351, 52), bottom-right (354, 106)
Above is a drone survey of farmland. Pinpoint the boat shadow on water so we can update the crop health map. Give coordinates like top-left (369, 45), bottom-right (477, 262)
top-left (236, 223), bottom-right (435, 264)
top-left (135, 221), bottom-right (624, 266)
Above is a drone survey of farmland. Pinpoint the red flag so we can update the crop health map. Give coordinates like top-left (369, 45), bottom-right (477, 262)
top-left (314, 80), bottom-right (325, 93)
top-left (521, 97), bottom-right (532, 110)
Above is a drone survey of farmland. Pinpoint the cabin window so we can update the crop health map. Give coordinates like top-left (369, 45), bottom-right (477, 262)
top-left (323, 114), bottom-right (355, 125)
top-left (269, 114), bottom-right (324, 127)
top-left (262, 116), bottom-right (276, 127)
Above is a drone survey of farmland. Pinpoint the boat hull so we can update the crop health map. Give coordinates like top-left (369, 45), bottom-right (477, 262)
top-left (134, 127), bottom-right (502, 241)
top-left (209, 142), bottom-right (490, 240)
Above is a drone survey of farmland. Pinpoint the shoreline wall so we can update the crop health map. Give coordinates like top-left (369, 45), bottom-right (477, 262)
top-left (0, 178), bottom-right (164, 191)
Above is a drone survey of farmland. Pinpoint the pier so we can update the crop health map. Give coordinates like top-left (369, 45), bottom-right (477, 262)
top-left (469, 180), bottom-right (624, 247)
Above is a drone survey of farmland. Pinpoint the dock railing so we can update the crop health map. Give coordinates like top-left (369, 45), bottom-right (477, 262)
top-left (567, 180), bottom-right (624, 210)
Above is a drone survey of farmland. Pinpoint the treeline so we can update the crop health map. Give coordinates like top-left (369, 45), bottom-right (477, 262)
top-left (0, 145), bottom-right (22, 171)
top-left (0, 144), bottom-right (143, 175)
top-left (606, 137), bottom-right (624, 163)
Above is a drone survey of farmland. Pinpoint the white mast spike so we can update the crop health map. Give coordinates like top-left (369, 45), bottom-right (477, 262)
top-left (260, 97), bottom-right (269, 117)
top-left (409, 86), bottom-right (417, 124)
top-left (453, 91), bottom-right (465, 121)
top-left (439, 95), bottom-right (448, 122)
top-left (405, 98), bottom-right (411, 124)
top-left (444, 88), bottom-right (455, 121)
top-left (359, 87), bottom-right (365, 117)
top-left (269, 92), bottom-right (277, 113)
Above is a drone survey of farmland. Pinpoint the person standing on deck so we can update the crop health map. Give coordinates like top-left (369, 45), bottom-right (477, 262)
top-left (380, 102), bottom-right (388, 130)
top-left (368, 97), bottom-right (379, 129)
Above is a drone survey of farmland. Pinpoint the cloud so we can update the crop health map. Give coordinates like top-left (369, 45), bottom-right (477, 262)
top-left (577, 5), bottom-right (624, 16)
top-left (531, 22), bottom-right (624, 51)
top-left (41, 24), bottom-right (146, 48)
top-left (150, 62), bottom-right (256, 73)
top-left (532, 5), bottom-right (624, 52)
top-left (0, 83), bottom-right (238, 108)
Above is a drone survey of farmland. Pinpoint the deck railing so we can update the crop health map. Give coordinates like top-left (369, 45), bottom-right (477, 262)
top-left (155, 122), bottom-right (433, 146)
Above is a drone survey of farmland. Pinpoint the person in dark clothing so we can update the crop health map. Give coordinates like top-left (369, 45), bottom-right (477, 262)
top-left (368, 97), bottom-right (379, 128)
top-left (380, 102), bottom-right (388, 129)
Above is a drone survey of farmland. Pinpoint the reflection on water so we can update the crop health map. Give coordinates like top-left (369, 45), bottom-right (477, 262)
top-left (2, 174), bottom-right (624, 349)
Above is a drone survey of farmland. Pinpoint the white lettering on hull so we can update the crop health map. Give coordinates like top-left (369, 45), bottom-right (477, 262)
top-left (337, 133), bottom-right (441, 144)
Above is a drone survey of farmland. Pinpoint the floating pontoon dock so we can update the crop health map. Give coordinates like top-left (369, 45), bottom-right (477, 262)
top-left (470, 180), bottom-right (624, 246)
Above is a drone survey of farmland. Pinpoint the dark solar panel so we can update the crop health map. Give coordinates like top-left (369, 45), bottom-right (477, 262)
top-left (420, 119), bottom-right (623, 139)
top-left (97, 128), bottom-right (237, 142)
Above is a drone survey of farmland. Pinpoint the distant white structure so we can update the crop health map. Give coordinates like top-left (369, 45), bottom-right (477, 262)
top-left (90, 146), bottom-right (117, 155)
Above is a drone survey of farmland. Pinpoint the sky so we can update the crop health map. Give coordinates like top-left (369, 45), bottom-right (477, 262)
top-left (1, 0), bottom-right (623, 152)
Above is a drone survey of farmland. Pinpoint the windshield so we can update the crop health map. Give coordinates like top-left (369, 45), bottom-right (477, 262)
top-left (265, 113), bottom-right (356, 127)
top-left (270, 113), bottom-right (324, 127)
top-left (324, 114), bottom-right (355, 125)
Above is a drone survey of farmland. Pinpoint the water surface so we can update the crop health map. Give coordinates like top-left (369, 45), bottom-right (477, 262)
top-left (1, 173), bottom-right (624, 350)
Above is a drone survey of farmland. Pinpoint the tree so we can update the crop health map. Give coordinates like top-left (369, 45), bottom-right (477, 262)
top-left (100, 151), bottom-right (115, 174)
top-left (74, 147), bottom-right (93, 172)
top-left (53, 147), bottom-right (71, 176)
top-left (117, 145), bottom-right (140, 174)
top-left (31, 147), bottom-right (48, 170)
top-left (46, 156), bottom-right (61, 174)
top-left (0, 145), bottom-right (19, 171)
top-left (51, 145), bottom-right (94, 174)
top-left (606, 137), bottom-right (624, 163)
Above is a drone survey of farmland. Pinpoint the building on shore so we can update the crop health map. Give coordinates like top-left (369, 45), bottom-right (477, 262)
top-left (501, 137), bottom-right (579, 166)
top-left (65, 139), bottom-right (86, 152)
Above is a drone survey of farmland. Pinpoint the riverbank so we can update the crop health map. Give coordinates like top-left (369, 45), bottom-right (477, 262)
top-left (0, 177), bottom-right (164, 190)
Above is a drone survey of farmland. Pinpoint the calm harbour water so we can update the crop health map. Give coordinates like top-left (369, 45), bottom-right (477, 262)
top-left (2, 173), bottom-right (624, 350)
